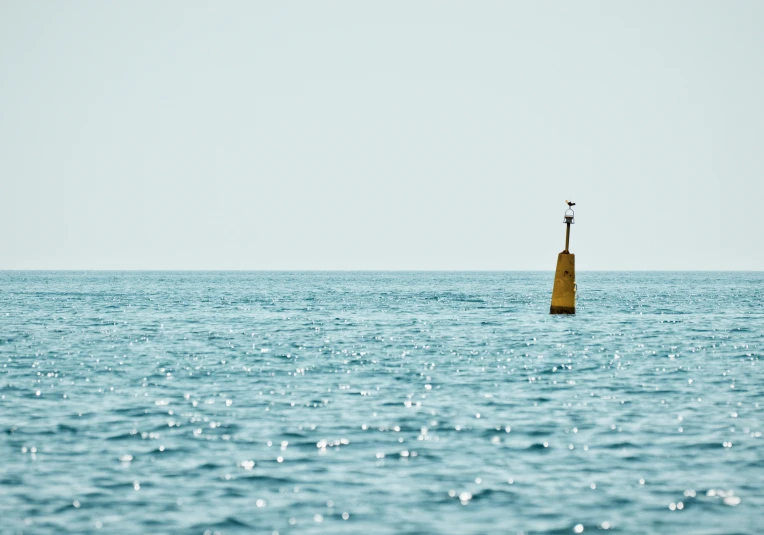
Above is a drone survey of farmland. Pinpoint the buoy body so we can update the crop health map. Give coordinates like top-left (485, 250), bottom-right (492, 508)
top-left (550, 252), bottom-right (575, 314)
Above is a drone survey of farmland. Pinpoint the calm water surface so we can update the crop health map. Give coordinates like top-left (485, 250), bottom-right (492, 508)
top-left (1, 272), bottom-right (763, 534)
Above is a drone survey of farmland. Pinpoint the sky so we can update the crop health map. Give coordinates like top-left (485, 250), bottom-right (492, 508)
top-left (1, 1), bottom-right (762, 270)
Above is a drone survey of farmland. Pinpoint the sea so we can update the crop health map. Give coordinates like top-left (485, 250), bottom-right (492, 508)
top-left (1, 271), bottom-right (762, 535)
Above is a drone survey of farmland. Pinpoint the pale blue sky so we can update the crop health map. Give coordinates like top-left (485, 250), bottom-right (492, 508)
top-left (2, 1), bottom-right (762, 270)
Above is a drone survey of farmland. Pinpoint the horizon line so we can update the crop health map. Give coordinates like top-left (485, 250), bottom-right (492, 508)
top-left (0, 269), bottom-right (761, 273)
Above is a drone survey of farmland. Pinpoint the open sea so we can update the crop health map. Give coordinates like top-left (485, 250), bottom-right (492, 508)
top-left (1, 271), bottom-right (762, 535)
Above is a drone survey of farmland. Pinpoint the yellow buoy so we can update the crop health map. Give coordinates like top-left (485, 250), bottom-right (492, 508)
top-left (550, 202), bottom-right (576, 314)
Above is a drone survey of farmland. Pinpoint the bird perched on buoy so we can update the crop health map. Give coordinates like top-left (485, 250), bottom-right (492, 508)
top-left (566, 200), bottom-right (576, 207)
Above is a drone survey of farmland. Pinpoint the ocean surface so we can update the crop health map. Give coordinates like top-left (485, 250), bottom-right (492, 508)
top-left (1, 271), bottom-right (762, 535)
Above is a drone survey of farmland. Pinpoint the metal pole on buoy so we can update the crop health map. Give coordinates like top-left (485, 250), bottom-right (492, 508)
top-left (550, 201), bottom-right (576, 314)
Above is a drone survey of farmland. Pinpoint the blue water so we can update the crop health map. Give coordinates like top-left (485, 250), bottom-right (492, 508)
top-left (1, 271), bottom-right (763, 534)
